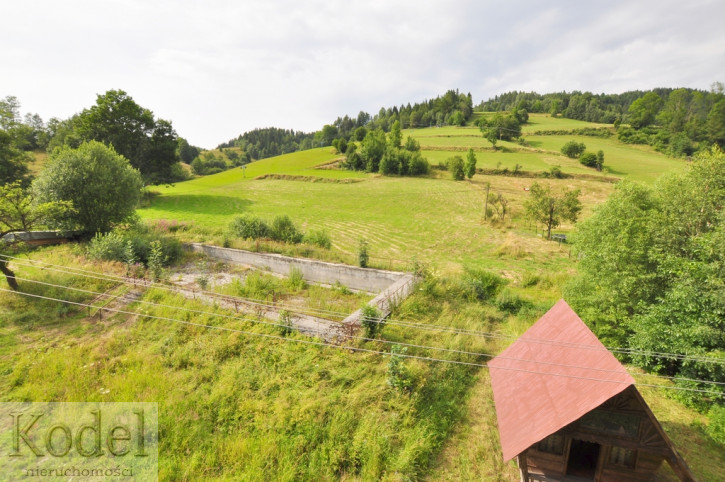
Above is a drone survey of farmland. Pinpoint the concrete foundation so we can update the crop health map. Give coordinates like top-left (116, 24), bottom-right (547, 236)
top-left (188, 243), bottom-right (407, 293)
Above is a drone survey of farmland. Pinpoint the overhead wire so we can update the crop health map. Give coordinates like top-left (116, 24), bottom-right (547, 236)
top-left (4, 253), bottom-right (725, 367)
top-left (4, 273), bottom-right (725, 391)
top-left (1, 286), bottom-right (722, 398)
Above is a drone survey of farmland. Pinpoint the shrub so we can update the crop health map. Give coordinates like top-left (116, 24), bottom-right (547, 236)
top-left (305, 229), bottom-right (332, 249)
top-left (387, 345), bottom-right (414, 393)
top-left (379, 150), bottom-right (401, 175)
top-left (521, 273), bottom-right (540, 288)
top-left (462, 268), bottom-right (505, 301)
top-left (448, 156), bottom-right (465, 180)
top-left (229, 215), bottom-right (269, 240)
top-left (495, 289), bottom-right (531, 314)
top-left (86, 231), bottom-right (126, 262)
top-left (86, 226), bottom-right (181, 267)
top-left (278, 310), bottom-right (294, 336)
top-left (545, 166), bottom-right (564, 178)
top-left (287, 267), bottom-right (307, 291)
top-left (358, 239), bottom-right (369, 268)
top-left (408, 152), bottom-right (430, 176)
top-left (270, 215), bottom-right (303, 244)
top-left (561, 140), bottom-right (586, 158)
top-left (361, 305), bottom-right (382, 338)
top-left (148, 240), bottom-right (167, 281)
top-left (579, 151), bottom-right (598, 167)
top-left (707, 405), bottom-right (725, 445)
top-left (238, 271), bottom-right (280, 299)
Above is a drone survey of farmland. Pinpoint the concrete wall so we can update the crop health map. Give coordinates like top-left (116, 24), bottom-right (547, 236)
top-left (1, 231), bottom-right (69, 246)
top-left (341, 274), bottom-right (416, 326)
top-left (188, 243), bottom-right (408, 293)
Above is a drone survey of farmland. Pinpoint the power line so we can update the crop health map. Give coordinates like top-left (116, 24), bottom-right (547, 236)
top-left (5, 275), bottom-right (725, 391)
top-left (1, 287), bottom-right (722, 398)
top-left (5, 253), bottom-right (725, 366)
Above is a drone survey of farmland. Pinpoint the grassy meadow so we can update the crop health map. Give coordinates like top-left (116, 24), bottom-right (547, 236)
top-left (2, 113), bottom-right (722, 480)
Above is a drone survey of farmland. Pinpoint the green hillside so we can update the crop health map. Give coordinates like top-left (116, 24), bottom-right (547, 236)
top-left (405, 113), bottom-right (686, 183)
top-left (3, 110), bottom-right (722, 481)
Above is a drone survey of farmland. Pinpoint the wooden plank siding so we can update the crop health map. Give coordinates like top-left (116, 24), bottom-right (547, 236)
top-left (518, 386), bottom-right (694, 481)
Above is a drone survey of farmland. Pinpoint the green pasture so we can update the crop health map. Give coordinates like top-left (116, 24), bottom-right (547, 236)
top-left (516, 135), bottom-right (686, 183)
top-left (521, 113), bottom-right (611, 132)
top-left (422, 149), bottom-right (565, 174)
top-left (141, 169), bottom-right (595, 275)
top-left (404, 126), bottom-right (480, 138)
top-left (164, 147), bottom-right (366, 195)
top-left (402, 118), bottom-right (684, 183)
top-left (5, 113), bottom-right (723, 481)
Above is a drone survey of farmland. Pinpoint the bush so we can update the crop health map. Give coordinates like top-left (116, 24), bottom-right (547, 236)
top-left (448, 156), bottom-right (465, 180)
top-left (270, 215), bottom-right (303, 244)
top-left (358, 239), bottom-right (369, 268)
top-left (462, 268), bottom-right (505, 301)
top-left (495, 289), bottom-right (531, 314)
top-left (305, 229), bottom-right (332, 249)
top-left (229, 214), bottom-right (269, 240)
top-left (379, 150), bottom-right (400, 175)
top-left (87, 231), bottom-right (126, 262)
top-left (707, 405), bottom-right (725, 445)
top-left (287, 267), bottom-right (307, 291)
top-left (278, 310), bottom-right (294, 336)
top-left (361, 305), bottom-right (382, 338)
top-left (86, 226), bottom-right (182, 267)
top-left (561, 141), bottom-right (586, 158)
top-left (408, 152), bottom-right (430, 176)
top-left (148, 240), bottom-right (166, 281)
top-left (387, 345), bottom-right (414, 393)
top-left (238, 271), bottom-right (280, 299)
top-left (546, 166), bottom-right (565, 178)
top-left (579, 151), bottom-right (598, 167)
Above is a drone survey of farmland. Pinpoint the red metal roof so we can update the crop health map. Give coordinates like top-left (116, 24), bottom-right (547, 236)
top-left (488, 299), bottom-right (635, 462)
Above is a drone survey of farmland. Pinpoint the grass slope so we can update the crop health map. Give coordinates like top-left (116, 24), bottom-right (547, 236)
top-left (9, 115), bottom-right (720, 480)
top-left (405, 113), bottom-right (686, 183)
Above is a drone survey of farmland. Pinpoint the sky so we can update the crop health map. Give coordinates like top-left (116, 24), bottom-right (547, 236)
top-left (3, 0), bottom-right (725, 148)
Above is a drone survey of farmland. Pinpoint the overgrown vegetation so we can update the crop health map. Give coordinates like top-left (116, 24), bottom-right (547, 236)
top-left (228, 214), bottom-right (316, 247)
top-left (86, 223), bottom-right (183, 269)
top-left (566, 147), bottom-right (725, 407)
top-left (342, 121), bottom-right (430, 177)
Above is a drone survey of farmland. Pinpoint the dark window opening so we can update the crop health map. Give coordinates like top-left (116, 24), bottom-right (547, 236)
top-left (609, 446), bottom-right (636, 469)
top-left (537, 434), bottom-right (565, 455)
top-left (567, 439), bottom-right (600, 478)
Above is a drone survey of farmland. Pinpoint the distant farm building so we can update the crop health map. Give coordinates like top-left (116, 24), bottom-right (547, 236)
top-left (489, 300), bottom-right (695, 482)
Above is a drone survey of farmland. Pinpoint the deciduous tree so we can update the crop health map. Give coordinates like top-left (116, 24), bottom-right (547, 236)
top-left (0, 182), bottom-right (72, 289)
top-left (524, 182), bottom-right (581, 240)
top-left (33, 141), bottom-right (142, 235)
top-left (465, 148), bottom-right (477, 179)
top-left (74, 90), bottom-right (179, 184)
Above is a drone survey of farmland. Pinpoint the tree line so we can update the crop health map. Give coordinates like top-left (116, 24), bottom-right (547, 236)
top-left (1, 91), bottom-right (196, 186)
top-left (478, 84), bottom-right (725, 158)
top-left (216, 90), bottom-right (475, 162)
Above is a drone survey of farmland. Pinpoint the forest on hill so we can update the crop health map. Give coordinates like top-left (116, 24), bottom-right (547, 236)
top-left (216, 85), bottom-right (724, 163)
top-left (3, 85), bottom-right (724, 185)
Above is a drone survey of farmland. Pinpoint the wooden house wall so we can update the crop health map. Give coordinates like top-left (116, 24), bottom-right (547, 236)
top-left (521, 387), bottom-right (676, 481)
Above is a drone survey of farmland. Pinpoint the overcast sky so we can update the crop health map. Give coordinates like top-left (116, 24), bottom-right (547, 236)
top-left (3, 0), bottom-right (724, 148)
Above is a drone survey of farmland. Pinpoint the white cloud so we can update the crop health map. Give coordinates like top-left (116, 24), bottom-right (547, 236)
top-left (2, 0), bottom-right (724, 147)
